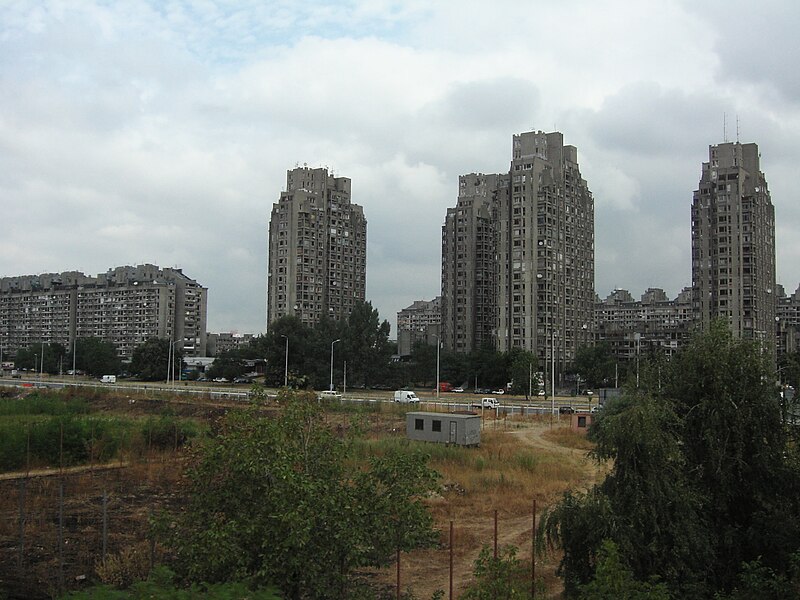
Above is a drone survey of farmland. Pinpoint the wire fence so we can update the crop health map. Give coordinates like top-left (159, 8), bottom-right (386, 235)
top-left (0, 453), bottom-right (182, 600)
top-left (1, 459), bottom-right (547, 600)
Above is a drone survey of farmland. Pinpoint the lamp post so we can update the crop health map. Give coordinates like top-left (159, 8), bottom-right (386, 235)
top-left (40, 341), bottom-right (45, 379)
top-left (433, 334), bottom-right (441, 403)
top-left (330, 338), bottom-right (340, 391)
top-left (281, 334), bottom-right (289, 388)
top-left (634, 332), bottom-right (641, 388)
top-left (551, 330), bottom-right (556, 415)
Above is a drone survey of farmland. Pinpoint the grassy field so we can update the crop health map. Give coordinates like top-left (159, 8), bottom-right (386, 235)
top-left (0, 388), bottom-right (600, 599)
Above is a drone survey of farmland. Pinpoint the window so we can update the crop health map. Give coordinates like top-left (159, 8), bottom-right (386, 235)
top-left (432, 420), bottom-right (442, 432)
top-left (415, 419), bottom-right (424, 431)
top-left (578, 416), bottom-right (587, 428)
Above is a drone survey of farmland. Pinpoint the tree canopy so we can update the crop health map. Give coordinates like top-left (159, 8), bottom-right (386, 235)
top-left (130, 338), bottom-right (183, 381)
top-left (159, 391), bottom-right (439, 599)
top-left (541, 321), bottom-right (800, 598)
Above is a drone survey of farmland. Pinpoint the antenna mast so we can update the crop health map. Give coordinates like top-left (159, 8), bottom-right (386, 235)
top-left (723, 113), bottom-right (727, 142)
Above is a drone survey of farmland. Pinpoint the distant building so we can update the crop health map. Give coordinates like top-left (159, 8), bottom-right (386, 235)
top-left (441, 174), bottom-right (500, 353)
top-left (266, 166), bottom-right (367, 329)
top-left (691, 141), bottom-right (776, 355)
top-left (206, 332), bottom-right (256, 357)
top-left (441, 131), bottom-right (595, 383)
top-left (595, 287), bottom-right (693, 360)
top-left (777, 284), bottom-right (800, 357)
top-left (0, 264), bottom-right (207, 360)
top-left (397, 297), bottom-right (441, 356)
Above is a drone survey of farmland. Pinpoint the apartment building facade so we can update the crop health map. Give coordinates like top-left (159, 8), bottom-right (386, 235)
top-left (267, 167), bottom-right (367, 329)
top-left (441, 174), bottom-right (501, 353)
top-left (595, 287), bottom-right (693, 360)
top-left (0, 264), bottom-right (207, 360)
top-left (777, 284), bottom-right (800, 357)
top-left (441, 131), bottom-right (595, 379)
top-left (691, 141), bottom-right (776, 353)
top-left (396, 297), bottom-right (442, 356)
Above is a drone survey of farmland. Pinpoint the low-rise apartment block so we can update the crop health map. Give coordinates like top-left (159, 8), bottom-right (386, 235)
top-left (0, 264), bottom-right (207, 360)
top-left (396, 297), bottom-right (441, 356)
top-left (595, 287), bottom-right (693, 360)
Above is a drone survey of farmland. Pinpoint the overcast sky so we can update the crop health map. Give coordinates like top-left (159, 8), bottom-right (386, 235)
top-left (3, 1), bottom-right (800, 335)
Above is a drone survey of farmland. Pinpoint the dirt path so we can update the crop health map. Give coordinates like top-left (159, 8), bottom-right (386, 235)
top-left (387, 422), bottom-right (606, 599)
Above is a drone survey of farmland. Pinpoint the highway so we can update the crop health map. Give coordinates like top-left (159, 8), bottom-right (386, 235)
top-left (0, 376), bottom-right (597, 415)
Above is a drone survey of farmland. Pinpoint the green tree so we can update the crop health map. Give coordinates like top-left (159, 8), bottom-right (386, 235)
top-left (541, 322), bottom-right (800, 598)
top-left (342, 301), bottom-right (392, 389)
top-left (663, 321), bottom-right (799, 591)
top-left (507, 348), bottom-right (538, 398)
top-left (579, 540), bottom-right (670, 600)
top-left (15, 343), bottom-right (67, 374)
top-left (460, 545), bottom-right (529, 600)
top-left (468, 345), bottom-right (507, 391)
top-left (61, 566), bottom-right (281, 599)
top-left (573, 343), bottom-right (616, 390)
top-left (130, 338), bottom-right (182, 381)
top-left (160, 391), bottom-right (439, 598)
top-left (71, 337), bottom-right (120, 376)
top-left (205, 351), bottom-right (247, 381)
top-left (254, 316), bottom-right (320, 388)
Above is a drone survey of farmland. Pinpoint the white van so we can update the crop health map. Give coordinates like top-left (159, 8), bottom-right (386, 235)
top-left (394, 390), bottom-right (419, 404)
top-left (100, 375), bottom-right (117, 384)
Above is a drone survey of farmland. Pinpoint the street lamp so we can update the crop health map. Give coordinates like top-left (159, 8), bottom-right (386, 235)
top-left (281, 334), bottom-right (289, 388)
top-left (634, 332), bottom-right (641, 388)
top-left (330, 338), bottom-right (340, 391)
top-left (434, 334), bottom-right (441, 402)
top-left (551, 330), bottom-right (556, 421)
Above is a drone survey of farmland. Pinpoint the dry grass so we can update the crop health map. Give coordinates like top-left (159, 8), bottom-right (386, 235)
top-left (361, 416), bottom-right (601, 598)
top-left (541, 425), bottom-right (596, 451)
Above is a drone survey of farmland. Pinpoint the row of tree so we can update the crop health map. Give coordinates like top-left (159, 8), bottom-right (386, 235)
top-left (13, 338), bottom-right (121, 376)
top-left (10, 336), bottom-right (184, 381)
top-left (212, 301), bottom-right (629, 393)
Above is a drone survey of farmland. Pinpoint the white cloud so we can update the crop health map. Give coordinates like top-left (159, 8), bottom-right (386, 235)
top-left (2, 0), bottom-right (800, 336)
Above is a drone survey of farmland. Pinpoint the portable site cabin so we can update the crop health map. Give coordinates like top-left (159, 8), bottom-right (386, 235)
top-left (406, 412), bottom-right (481, 447)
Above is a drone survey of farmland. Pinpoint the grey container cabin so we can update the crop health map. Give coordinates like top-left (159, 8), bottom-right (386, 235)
top-left (406, 412), bottom-right (481, 446)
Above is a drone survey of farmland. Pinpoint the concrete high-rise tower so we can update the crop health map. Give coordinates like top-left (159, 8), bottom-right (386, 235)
top-left (691, 141), bottom-right (776, 350)
top-left (267, 167), bottom-right (367, 328)
top-left (441, 131), bottom-right (595, 377)
top-left (441, 173), bottom-right (502, 352)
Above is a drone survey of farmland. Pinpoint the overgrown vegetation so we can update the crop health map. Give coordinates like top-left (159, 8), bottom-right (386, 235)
top-left (0, 391), bottom-right (202, 471)
top-left (156, 390), bottom-right (441, 599)
top-left (62, 566), bottom-right (281, 599)
top-left (540, 322), bottom-right (800, 598)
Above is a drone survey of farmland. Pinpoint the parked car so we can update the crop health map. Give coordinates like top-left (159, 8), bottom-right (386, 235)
top-left (233, 376), bottom-right (253, 384)
top-left (491, 389), bottom-right (506, 395)
top-left (473, 397), bottom-right (500, 409)
top-left (213, 377), bottom-right (229, 383)
top-left (559, 406), bottom-right (575, 414)
top-left (318, 390), bottom-right (342, 401)
top-left (452, 387), bottom-right (465, 393)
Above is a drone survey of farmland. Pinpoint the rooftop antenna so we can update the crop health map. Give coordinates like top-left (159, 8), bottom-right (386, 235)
top-left (736, 115), bottom-right (740, 143)
top-left (723, 113), bottom-right (727, 143)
